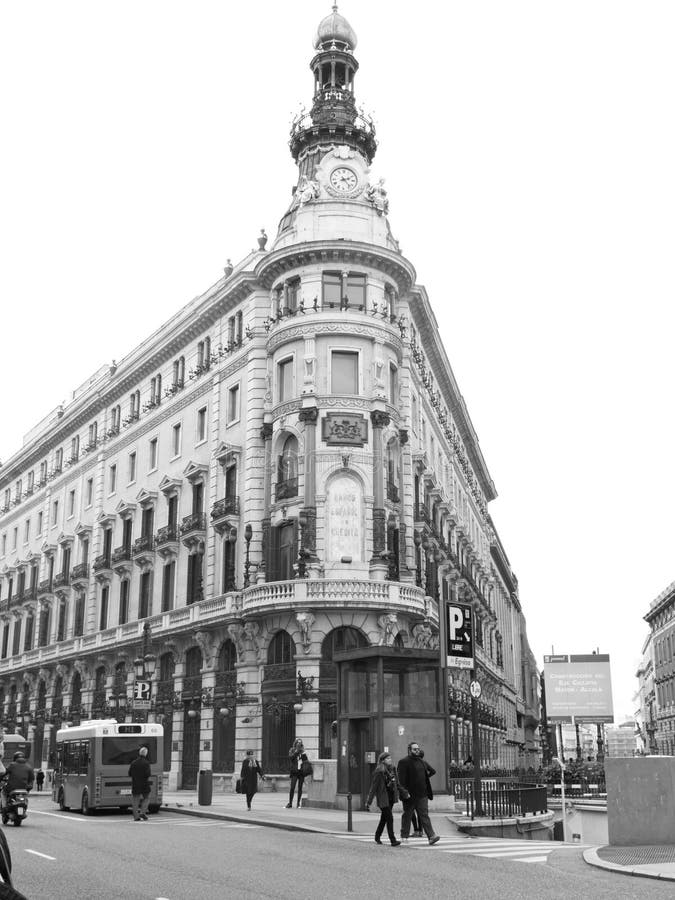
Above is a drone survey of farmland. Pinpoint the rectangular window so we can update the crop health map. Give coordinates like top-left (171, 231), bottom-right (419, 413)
top-left (287, 278), bottom-right (300, 312)
top-left (68, 489), bottom-right (76, 517)
top-left (13, 620), bottom-right (22, 656)
top-left (346, 273), bottom-right (366, 307)
top-left (331, 350), bottom-right (359, 394)
top-left (23, 520), bottom-right (30, 544)
top-left (128, 451), bottom-right (137, 484)
top-left (27, 471), bottom-right (34, 493)
top-left (197, 407), bottom-right (207, 442)
top-left (119, 580), bottom-right (130, 625)
top-left (139, 571), bottom-right (152, 619)
top-left (322, 272), bottom-right (342, 307)
top-left (52, 500), bottom-right (59, 527)
top-left (149, 437), bottom-right (158, 471)
top-left (86, 478), bottom-right (93, 507)
top-left (1, 623), bottom-right (9, 659)
top-left (109, 464), bottom-right (117, 494)
top-left (278, 358), bottom-right (294, 402)
top-left (227, 385), bottom-right (240, 423)
top-left (12, 528), bottom-right (17, 550)
top-left (1, 534), bottom-right (6, 556)
top-left (171, 423), bottom-right (182, 457)
top-left (100, 586), bottom-right (109, 631)
top-left (161, 561), bottom-right (175, 612)
top-left (55, 448), bottom-right (63, 470)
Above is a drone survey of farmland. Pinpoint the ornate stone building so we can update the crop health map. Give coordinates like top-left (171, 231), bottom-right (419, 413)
top-left (0, 6), bottom-right (540, 795)
top-left (642, 581), bottom-right (675, 754)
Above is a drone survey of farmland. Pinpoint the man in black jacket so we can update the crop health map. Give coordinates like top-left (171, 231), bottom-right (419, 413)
top-left (128, 746), bottom-right (152, 822)
top-left (396, 742), bottom-right (440, 845)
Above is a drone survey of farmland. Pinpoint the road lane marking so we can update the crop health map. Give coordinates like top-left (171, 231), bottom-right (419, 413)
top-left (30, 811), bottom-right (87, 822)
top-left (25, 850), bottom-right (56, 860)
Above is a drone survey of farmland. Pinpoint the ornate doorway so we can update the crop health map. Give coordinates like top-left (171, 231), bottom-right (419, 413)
top-left (181, 647), bottom-right (202, 789)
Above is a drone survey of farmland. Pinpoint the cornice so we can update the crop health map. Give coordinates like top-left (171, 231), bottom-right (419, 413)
top-left (0, 269), bottom-right (260, 491)
top-left (267, 318), bottom-right (401, 356)
top-left (255, 240), bottom-right (416, 293)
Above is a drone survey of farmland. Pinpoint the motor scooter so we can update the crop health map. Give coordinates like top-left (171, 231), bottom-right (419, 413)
top-left (1, 789), bottom-right (29, 827)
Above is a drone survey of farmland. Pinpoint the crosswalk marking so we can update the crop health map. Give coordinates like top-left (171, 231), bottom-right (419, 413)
top-left (333, 832), bottom-right (590, 865)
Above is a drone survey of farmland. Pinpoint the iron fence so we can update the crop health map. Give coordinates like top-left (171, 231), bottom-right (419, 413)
top-left (466, 785), bottom-right (548, 819)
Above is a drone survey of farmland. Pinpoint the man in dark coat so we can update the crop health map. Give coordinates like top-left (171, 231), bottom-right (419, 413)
top-left (397, 742), bottom-right (440, 844)
top-left (1, 753), bottom-right (34, 811)
top-left (128, 746), bottom-right (151, 821)
top-left (365, 752), bottom-right (406, 846)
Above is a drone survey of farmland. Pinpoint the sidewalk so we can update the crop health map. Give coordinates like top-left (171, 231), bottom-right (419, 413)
top-left (583, 845), bottom-right (675, 882)
top-left (161, 789), bottom-right (460, 837)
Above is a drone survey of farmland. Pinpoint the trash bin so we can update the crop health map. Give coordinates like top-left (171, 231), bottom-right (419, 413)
top-left (197, 770), bottom-right (213, 806)
top-left (553, 820), bottom-right (564, 841)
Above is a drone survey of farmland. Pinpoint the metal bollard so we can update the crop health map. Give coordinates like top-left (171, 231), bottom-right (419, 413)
top-left (347, 791), bottom-right (353, 832)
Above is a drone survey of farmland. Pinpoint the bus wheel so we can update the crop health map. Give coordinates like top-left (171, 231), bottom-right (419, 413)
top-left (1, 815), bottom-right (7, 825)
top-left (58, 790), bottom-right (69, 812)
top-left (148, 805), bottom-right (160, 814)
top-left (81, 790), bottom-right (93, 816)
top-left (13, 818), bottom-right (22, 827)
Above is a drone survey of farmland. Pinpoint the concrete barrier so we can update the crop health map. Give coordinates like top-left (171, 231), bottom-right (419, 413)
top-left (606, 756), bottom-right (675, 845)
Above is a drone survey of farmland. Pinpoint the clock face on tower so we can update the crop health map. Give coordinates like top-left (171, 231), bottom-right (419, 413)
top-left (330, 166), bottom-right (358, 193)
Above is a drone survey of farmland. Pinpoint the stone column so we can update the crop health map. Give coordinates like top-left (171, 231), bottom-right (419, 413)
top-left (260, 422), bottom-right (273, 582)
top-left (298, 405), bottom-right (319, 576)
top-left (370, 410), bottom-right (390, 579)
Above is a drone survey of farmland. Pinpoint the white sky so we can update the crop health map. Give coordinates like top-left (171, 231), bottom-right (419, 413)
top-left (2, 1), bottom-right (674, 722)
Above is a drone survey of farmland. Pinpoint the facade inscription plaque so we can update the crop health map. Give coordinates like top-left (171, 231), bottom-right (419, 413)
top-left (326, 474), bottom-right (363, 562)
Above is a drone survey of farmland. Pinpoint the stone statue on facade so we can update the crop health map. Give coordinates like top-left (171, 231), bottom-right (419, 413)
top-left (295, 610), bottom-right (315, 654)
top-left (377, 612), bottom-right (399, 647)
top-left (297, 175), bottom-right (320, 206)
top-left (412, 619), bottom-right (434, 649)
top-left (366, 178), bottom-right (389, 215)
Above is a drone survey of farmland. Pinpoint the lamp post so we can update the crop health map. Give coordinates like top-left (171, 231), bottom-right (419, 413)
top-left (243, 523), bottom-right (253, 588)
top-left (133, 621), bottom-right (156, 722)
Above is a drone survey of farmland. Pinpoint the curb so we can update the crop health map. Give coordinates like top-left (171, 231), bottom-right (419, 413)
top-left (161, 804), bottom-right (352, 836)
top-left (582, 848), bottom-right (675, 882)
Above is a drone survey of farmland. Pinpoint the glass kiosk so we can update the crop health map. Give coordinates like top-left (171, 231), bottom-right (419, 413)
top-left (333, 647), bottom-right (446, 808)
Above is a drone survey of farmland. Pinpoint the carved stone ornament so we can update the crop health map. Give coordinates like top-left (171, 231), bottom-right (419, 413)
top-left (260, 422), bottom-right (273, 441)
top-left (411, 620), bottom-right (434, 649)
top-left (227, 623), bottom-right (246, 658)
top-left (296, 175), bottom-right (320, 206)
top-left (193, 630), bottom-right (217, 670)
top-left (298, 406), bottom-right (319, 425)
top-left (295, 610), bottom-right (315, 654)
top-left (365, 178), bottom-right (389, 216)
top-left (243, 621), bottom-right (262, 659)
top-left (370, 410), bottom-right (391, 429)
top-left (321, 413), bottom-right (368, 446)
top-left (377, 612), bottom-right (399, 647)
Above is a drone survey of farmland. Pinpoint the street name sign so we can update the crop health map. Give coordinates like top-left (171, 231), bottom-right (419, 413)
top-left (445, 601), bottom-right (474, 669)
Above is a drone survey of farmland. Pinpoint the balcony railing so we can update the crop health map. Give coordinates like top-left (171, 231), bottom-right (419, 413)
top-left (53, 572), bottom-right (69, 588)
top-left (133, 535), bottom-right (155, 555)
top-left (466, 786), bottom-right (548, 820)
top-left (37, 579), bottom-right (52, 595)
top-left (21, 587), bottom-right (37, 603)
top-left (71, 563), bottom-right (89, 582)
top-left (275, 477), bottom-right (298, 501)
top-left (415, 502), bottom-right (430, 523)
top-left (93, 554), bottom-right (112, 572)
top-left (156, 525), bottom-right (178, 546)
top-left (211, 496), bottom-right (240, 519)
top-left (112, 546), bottom-right (132, 564)
top-left (180, 513), bottom-right (206, 535)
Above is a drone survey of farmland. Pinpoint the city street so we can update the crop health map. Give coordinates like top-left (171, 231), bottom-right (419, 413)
top-left (1, 794), bottom-right (672, 900)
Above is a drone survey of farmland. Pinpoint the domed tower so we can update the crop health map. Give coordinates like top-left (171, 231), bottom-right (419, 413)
top-left (290, 4), bottom-right (376, 164)
top-left (277, 5), bottom-right (396, 252)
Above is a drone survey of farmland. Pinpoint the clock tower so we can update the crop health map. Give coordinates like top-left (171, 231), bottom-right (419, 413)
top-left (275, 4), bottom-right (397, 252)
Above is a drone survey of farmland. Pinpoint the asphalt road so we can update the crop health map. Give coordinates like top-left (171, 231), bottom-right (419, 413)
top-left (3, 794), bottom-right (673, 900)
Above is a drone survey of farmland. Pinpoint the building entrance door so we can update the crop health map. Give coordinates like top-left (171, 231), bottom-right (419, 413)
top-left (181, 708), bottom-right (200, 789)
top-left (347, 718), bottom-right (373, 804)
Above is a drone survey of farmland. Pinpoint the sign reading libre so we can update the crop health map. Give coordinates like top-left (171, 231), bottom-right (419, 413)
top-left (445, 601), bottom-right (474, 669)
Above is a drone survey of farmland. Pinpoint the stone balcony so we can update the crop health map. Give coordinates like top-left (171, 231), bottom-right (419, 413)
top-left (133, 535), bottom-right (155, 569)
top-left (180, 513), bottom-right (206, 553)
top-left (111, 545), bottom-right (132, 577)
top-left (70, 563), bottom-right (89, 589)
top-left (242, 579), bottom-right (428, 620)
top-left (155, 525), bottom-right (180, 561)
top-left (210, 497), bottom-right (240, 535)
top-left (92, 554), bottom-right (113, 583)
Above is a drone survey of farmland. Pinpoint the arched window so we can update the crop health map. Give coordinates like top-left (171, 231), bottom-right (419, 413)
top-left (213, 641), bottom-right (237, 772)
top-left (319, 627), bottom-right (369, 758)
top-left (267, 630), bottom-right (294, 665)
top-left (276, 435), bottom-right (298, 500)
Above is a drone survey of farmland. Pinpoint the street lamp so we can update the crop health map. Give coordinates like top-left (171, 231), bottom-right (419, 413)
top-left (133, 621), bottom-right (156, 720)
top-left (243, 523), bottom-right (253, 588)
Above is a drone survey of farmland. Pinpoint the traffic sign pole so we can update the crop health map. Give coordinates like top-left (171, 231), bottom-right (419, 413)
top-left (470, 609), bottom-right (483, 817)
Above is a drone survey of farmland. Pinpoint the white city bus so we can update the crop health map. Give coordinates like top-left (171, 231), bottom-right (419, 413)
top-left (52, 720), bottom-right (164, 815)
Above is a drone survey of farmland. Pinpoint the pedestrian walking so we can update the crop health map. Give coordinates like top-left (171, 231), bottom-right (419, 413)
top-left (35, 769), bottom-right (45, 792)
top-left (239, 750), bottom-right (265, 811)
top-left (128, 746), bottom-right (151, 822)
top-left (397, 741), bottom-right (440, 845)
top-left (365, 752), bottom-right (406, 846)
top-left (285, 738), bottom-right (308, 808)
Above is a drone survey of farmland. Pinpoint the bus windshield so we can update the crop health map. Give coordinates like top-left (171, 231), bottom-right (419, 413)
top-left (101, 738), bottom-right (159, 766)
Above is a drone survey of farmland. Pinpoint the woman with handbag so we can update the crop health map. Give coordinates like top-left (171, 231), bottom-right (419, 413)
top-left (239, 749), bottom-right (265, 810)
top-left (364, 752), bottom-right (405, 846)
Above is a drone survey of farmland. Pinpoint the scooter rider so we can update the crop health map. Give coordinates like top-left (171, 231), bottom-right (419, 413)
top-left (1, 753), bottom-right (34, 810)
